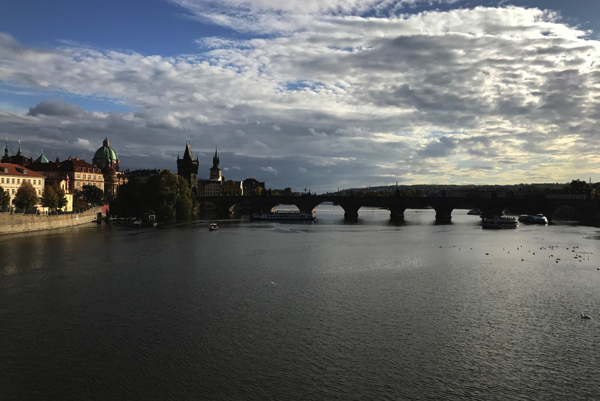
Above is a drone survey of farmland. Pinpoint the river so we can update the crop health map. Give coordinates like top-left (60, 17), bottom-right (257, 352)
top-left (2, 207), bottom-right (600, 400)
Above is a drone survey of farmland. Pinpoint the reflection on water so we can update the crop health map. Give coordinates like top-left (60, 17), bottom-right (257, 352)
top-left (2, 208), bottom-right (600, 400)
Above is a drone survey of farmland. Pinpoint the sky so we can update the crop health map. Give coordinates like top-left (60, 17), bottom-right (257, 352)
top-left (2, 0), bottom-right (600, 192)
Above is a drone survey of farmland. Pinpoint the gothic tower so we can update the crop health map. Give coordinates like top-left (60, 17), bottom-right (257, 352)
top-left (177, 140), bottom-right (199, 195)
top-left (209, 147), bottom-right (223, 182)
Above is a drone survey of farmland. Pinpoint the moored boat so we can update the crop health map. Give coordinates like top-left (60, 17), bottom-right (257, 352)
top-left (482, 216), bottom-right (518, 229)
top-left (209, 223), bottom-right (218, 231)
top-left (251, 211), bottom-right (315, 221)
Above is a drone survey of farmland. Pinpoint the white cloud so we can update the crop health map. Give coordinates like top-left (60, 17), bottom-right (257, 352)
top-left (298, 167), bottom-right (307, 173)
top-left (2, 4), bottom-right (600, 190)
top-left (261, 166), bottom-right (278, 174)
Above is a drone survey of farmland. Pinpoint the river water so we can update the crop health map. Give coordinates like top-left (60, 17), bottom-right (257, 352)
top-left (2, 207), bottom-right (600, 400)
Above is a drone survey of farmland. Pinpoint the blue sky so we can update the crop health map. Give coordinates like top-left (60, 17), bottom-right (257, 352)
top-left (2, 0), bottom-right (600, 191)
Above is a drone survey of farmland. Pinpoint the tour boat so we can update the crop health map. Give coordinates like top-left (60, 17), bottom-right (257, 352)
top-left (518, 214), bottom-right (548, 224)
top-left (209, 223), bottom-right (218, 231)
top-left (482, 216), bottom-right (519, 229)
top-left (467, 208), bottom-right (482, 215)
top-left (251, 211), bottom-right (315, 221)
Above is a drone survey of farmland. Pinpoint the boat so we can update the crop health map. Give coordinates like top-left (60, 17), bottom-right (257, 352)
top-left (518, 214), bottom-right (548, 224)
top-left (143, 211), bottom-right (158, 227)
top-left (531, 214), bottom-right (548, 224)
top-left (467, 208), bottom-right (482, 215)
top-left (482, 216), bottom-right (519, 229)
top-left (209, 223), bottom-right (218, 231)
top-left (251, 211), bottom-right (316, 221)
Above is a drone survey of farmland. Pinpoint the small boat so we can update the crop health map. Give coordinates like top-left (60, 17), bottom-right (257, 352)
top-left (467, 208), bottom-right (482, 215)
top-left (482, 216), bottom-right (518, 229)
top-left (519, 214), bottom-right (548, 224)
top-left (209, 223), bottom-right (218, 231)
top-left (251, 211), bottom-right (316, 221)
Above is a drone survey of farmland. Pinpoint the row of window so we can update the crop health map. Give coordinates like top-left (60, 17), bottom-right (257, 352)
top-left (75, 182), bottom-right (102, 188)
top-left (1, 177), bottom-right (43, 185)
top-left (75, 174), bottom-right (101, 180)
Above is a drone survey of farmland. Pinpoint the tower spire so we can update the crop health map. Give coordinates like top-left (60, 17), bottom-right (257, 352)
top-left (3, 138), bottom-right (8, 158)
top-left (16, 140), bottom-right (22, 156)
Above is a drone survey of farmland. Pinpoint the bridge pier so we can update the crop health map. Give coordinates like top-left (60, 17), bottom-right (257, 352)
top-left (389, 206), bottom-right (406, 221)
top-left (341, 205), bottom-right (360, 219)
top-left (434, 207), bottom-right (453, 222)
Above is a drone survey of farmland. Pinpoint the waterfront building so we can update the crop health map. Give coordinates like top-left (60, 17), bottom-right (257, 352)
top-left (102, 166), bottom-right (129, 201)
top-left (177, 142), bottom-right (199, 196)
top-left (93, 138), bottom-right (120, 171)
top-left (0, 163), bottom-right (46, 210)
top-left (221, 180), bottom-right (243, 196)
top-left (243, 177), bottom-right (265, 196)
top-left (128, 169), bottom-right (161, 185)
top-left (29, 156), bottom-right (105, 194)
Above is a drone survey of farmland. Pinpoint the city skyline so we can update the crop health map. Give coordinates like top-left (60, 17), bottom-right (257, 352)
top-left (2, 1), bottom-right (600, 192)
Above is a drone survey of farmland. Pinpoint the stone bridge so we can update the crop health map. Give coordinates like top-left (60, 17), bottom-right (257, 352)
top-left (200, 195), bottom-right (600, 222)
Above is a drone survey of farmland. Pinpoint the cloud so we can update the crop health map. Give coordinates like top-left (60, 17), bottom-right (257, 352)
top-left (27, 100), bottom-right (88, 118)
top-left (261, 166), bottom-right (278, 174)
top-left (298, 167), bottom-right (307, 173)
top-left (2, 4), bottom-right (600, 190)
top-left (74, 138), bottom-right (94, 151)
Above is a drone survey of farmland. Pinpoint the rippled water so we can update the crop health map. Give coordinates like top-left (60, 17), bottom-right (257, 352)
top-left (2, 207), bottom-right (600, 400)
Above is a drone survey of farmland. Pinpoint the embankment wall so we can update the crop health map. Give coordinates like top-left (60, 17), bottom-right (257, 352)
top-left (0, 207), bottom-right (104, 235)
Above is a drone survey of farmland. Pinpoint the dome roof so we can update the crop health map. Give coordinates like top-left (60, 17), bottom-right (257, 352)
top-left (94, 138), bottom-right (118, 161)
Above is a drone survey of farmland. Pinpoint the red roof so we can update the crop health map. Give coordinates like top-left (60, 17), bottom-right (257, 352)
top-left (0, 163), bottom-right (46, 178)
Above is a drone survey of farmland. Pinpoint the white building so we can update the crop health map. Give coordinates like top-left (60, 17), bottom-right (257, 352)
top-left (0, 163), bottom-right (46, 210)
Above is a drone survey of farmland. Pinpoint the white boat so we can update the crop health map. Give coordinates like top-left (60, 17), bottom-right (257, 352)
top-left (482, 216), bottom-right (518, 229)
top-left (251, 211), bottom-right (315, 221)
top-left (518, 214), bottom-right (548, 224)
top-left (209, 223), bottom-right (218, 231)
top-left (467, 208), bottom-right (482, 215)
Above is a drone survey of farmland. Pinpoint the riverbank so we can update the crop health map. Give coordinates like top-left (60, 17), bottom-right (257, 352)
top-left (0, 206), bottom-right (104, 235)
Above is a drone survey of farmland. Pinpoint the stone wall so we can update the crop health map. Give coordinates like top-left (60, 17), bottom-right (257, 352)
top-left (0, 207), bottom-right (104, 235)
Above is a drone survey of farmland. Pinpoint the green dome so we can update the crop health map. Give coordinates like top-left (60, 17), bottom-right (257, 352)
top-left (94, 138), bottom-right (118, 161)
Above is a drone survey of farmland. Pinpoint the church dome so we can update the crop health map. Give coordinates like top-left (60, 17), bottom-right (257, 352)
top-left (94, 138), bottom-right (118, 162)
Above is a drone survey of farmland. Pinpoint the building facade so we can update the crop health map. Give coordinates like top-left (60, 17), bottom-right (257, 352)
top-left (243, 177), bottom-right (265, 196)
top-left (0, 163), bottom-right (46, 210)
top-left (221, 180), bottom-right (243, 196)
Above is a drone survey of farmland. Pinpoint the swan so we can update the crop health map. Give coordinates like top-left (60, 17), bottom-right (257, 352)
top-left (581, 314), bottom-right (591, 319)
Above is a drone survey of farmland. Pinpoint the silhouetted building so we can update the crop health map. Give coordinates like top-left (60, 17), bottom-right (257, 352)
top-left (222, 180), bottom-right (243, 196)
top-left (177, 141), bottom-right (199, 196)
top-left (243, 177), bottom-right (265, 196)
top-left (2, 139), bottom-right (33, 167)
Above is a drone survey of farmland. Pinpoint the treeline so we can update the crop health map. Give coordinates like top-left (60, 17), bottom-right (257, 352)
top-left (119, 169), bottom-right (198, 220)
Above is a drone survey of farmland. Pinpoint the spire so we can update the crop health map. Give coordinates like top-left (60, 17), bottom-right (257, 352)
top-left (3, 138), bottom-right (8, 158)
top-left (212, 147), bottom-right (219, 167)
top-left (182, 140), bottom-right (193, 161)
top-left (16, 140), bottom-right (22, 156)
top-left (103, 137), bottom-right (109, 147)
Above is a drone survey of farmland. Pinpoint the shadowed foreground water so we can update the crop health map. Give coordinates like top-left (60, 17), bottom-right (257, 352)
top-left (2, 208), bottom-right (600, 400)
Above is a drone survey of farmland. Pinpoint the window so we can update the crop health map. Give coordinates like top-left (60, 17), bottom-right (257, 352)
top-left (1, 178), bottom-right (3, 183)
top-left (12, 189), bottom-right (15, 194)
top-left (17, 179), bottom-right (20, 184)
top-left (77, 182), bottom-right (80, 187)
top-left (12, 178), bottom-right (15, 184)
top-left (77, 174), bottom-right (80, 178)
top-left (38, 190), bottom-right (41, 195)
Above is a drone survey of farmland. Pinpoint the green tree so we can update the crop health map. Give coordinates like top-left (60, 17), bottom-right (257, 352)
top-left (12, 181), bottom-right (39, 210)
top-left (73, 192), bottom-right (86, 210)
top-left (40, 184), bottom-right (69, 211)
top-left (253, 186), bottom-right (263, 196)
top-left (142, 170), bottom-right (194, 220)
top-left (0, 185), bottom-right (10, 210)
top-left (78, 184), bottom-right (105, 205)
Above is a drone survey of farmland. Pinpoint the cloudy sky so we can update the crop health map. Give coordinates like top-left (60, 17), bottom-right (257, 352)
top-left (2, 0), bottom-right (600, 192)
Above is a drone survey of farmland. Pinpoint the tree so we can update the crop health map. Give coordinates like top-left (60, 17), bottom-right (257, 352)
top-left (141, 169), bottom-right (194, 220)
top-left (73, 192), bottom-right (86, 210)
top-left (0, 185), bottom-right (10, 211)
top-left (41, 184), bottom-right (69, 211)
top-left (253, 186), bottom-right (263, 196)
top-left (78, 184), bottom-right (105, 205)
top-left (12, 181), bottom-right (39, 210)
